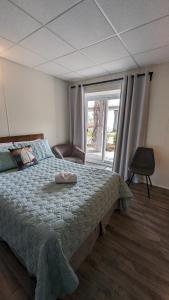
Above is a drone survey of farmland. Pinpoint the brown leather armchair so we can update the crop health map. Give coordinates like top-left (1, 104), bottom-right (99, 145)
top-left (52, 144), bottom-right (85, 164)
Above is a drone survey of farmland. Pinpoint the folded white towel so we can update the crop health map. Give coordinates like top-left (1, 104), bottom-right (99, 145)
top-left (55, 171), bottom-right (77, 183)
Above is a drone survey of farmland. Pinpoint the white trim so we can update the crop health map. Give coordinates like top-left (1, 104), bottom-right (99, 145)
top-left (152, 183), bottom-right (169, 191)
top-left (102, 100), bottom-right (108, 161)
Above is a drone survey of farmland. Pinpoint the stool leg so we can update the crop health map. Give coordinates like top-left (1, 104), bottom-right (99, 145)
top-left (148, 176), bottom-right (152, 187)
top-left (128, 173), bottom-right (134, 186)
top-left (146, 176), bottom-right (150, 198)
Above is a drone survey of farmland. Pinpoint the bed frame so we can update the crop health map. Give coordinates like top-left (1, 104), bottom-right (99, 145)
top-left (0, 133), bottom-right (116, 272)
top-left (0, 133), bottom-right (44, 143)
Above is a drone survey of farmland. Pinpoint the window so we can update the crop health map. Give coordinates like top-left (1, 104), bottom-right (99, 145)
top-left (85, 84), bottom-right (121, 167)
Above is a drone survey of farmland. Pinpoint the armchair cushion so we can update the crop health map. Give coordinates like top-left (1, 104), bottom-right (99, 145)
top-left (52, 144), bottom-right (85, 164)
top-left (53, 144), bottom-right (73, 157)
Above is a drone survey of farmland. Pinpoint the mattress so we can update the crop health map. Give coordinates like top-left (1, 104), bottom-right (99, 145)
top-left (0, 157), bottom-right (132, 300)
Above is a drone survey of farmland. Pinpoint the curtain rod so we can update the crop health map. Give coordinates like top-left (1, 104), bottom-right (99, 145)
top-left (71, 71), bottom-right (153, 88)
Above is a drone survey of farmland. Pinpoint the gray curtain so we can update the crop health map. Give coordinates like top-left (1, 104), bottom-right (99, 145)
top-left (114, 72), bottom-right (150, 180)
top-left (68, 84), bottom-right (86, 151)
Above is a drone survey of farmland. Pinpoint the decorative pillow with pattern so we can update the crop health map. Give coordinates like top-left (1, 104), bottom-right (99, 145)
top-left (9, 146), bottom-right (38, 170)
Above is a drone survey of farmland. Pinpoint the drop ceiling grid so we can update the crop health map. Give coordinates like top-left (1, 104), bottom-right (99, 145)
top-left (0, 0), bottom-right (169, 80)
top-left (93, 0), bottom-right (139, 69)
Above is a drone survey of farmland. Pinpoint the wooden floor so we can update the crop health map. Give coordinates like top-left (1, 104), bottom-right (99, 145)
top-left (1, 183), bottom-right (169, 300)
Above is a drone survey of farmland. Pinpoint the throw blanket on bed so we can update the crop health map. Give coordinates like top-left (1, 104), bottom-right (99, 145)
top-left (0, 157), bottom-right (132, 300)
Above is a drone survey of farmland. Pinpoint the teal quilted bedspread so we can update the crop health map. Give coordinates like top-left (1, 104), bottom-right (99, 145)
top-left (0, 157), bottom-right (132, 300)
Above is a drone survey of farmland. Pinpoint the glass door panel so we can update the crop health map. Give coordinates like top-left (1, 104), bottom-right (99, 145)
top-left (87, 100), bottom-right (105, 162)
top-left (104, 99), bottom-right (120, 163)
top-left (86, 89), bottom-right (121, 166)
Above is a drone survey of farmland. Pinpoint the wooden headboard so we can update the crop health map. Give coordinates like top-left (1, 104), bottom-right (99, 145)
top-left (0, 133), bottom-right (44, 143)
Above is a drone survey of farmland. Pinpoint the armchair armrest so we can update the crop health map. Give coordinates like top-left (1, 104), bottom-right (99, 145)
top-left (72, 146), bottom-right (85, 163)
top-left (52, 146), bottom-right (64, 159)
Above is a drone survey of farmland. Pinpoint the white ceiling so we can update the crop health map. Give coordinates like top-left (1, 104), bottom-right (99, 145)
top-left (0, 0), bottom-right (169, 82)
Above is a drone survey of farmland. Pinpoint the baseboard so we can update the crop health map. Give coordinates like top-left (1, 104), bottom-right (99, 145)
top-left (135, 181), bottom-right (169, 191)
top-left (152, 183), bottom-right (169, 191)
top-left (136, 178), bottom-right (169, 191)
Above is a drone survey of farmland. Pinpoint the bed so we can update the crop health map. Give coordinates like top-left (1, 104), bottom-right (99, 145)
top-left (0, 134), bottom-right (132, 300)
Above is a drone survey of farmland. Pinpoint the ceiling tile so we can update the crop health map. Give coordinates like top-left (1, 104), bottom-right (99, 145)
top-left (35, 61), bottom-right (70, 76)
top-left (20, 28), bottom-right (75, 60)
top-left (96, 0), bottom-right (169, 33)
top-left (11, 0), bottom-right (81, 24)
top-left (54, 51), bottom-right (96, 71)
top-left (1, 46), bottom-right (45, 67)
top-left (101, 56), bottom-right (137, 73)
top-left (121, 16), bottom-right (169, 54)
top-left (59, 72), bottom-right (82, 81)
top-left (0, 0), bottom-right (41, 42)
top-left (47, 0), bottom-right (114, 49)
top-left (0, 37), bottom-right (13, 54)
top-left (134, 46), bottom-right (169, 66)
top-left (78, 65), bottom-right (109, 78)
top-left (81, 37), bottom-right (129, 64)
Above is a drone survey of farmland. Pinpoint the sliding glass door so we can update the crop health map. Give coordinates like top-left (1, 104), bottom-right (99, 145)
top-left (86, 88), bottom-right (121, 166)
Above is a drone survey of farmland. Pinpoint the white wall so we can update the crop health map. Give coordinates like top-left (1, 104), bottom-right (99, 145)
top-left (0, 60), bottom-right (9, 136)
top-left (0, 58), bottom-right (68, 145)
top-left (75, 64), bottom-right (169, 189)
top-left (146, 63), bottom-right (169, 189)
top-left (0, 58), bottom-right (168, 188)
